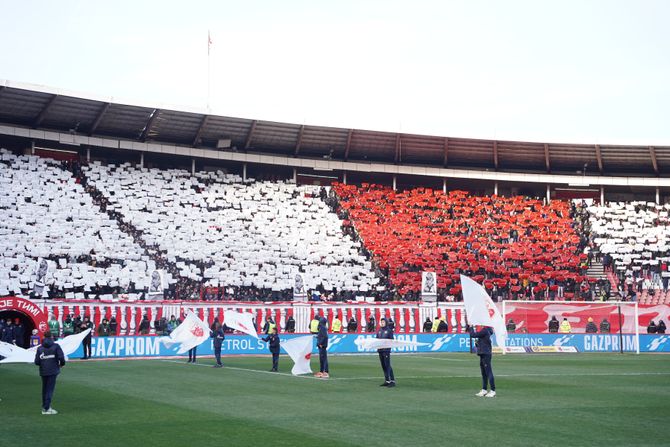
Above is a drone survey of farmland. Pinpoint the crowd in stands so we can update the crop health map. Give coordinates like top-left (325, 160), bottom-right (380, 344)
top-left (585, 201), bottom-right (670, 303)
top-left (332, 183), bottom-right (589, 301)
top-left (3, 148), bottom-right (670, 305)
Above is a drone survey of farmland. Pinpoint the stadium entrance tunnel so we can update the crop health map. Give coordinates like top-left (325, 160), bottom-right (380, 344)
top-left (0, 310), bottom-right (36, 348)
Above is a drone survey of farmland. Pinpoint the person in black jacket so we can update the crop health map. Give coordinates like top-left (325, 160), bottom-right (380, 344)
top-left (13, 318), bottom-right (25, 347)
top-left (548, 316), bottom-right (560, 333)
top-left (366, 316), bottom-right (375, 333)
top-left (80, 316), bottom-right (94, 359)
top-left (377, 317), bottom-right (396, 387)
top-left (262, 326), bottom-right (281, 372)
top-left (284, 316), bottom-right (296, 333)
top-left (468, 325), bottom-right (496, 398)
top-left (422, 317), bottom-right (432, 332)
top-left (211, 322), bottom-right (225, 368)
top-left (647, 321), bottom-right (657, 334)
top-left (657, 319), bottom-right (667, 334)
top-left (347, 317), bottom-right (358, 333)
top-left (316, 317), bottom-right (329, 378)
top-left (34, 331), bottom-right (65, 415)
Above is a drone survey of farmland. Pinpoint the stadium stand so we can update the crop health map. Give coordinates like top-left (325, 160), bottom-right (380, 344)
top-left (332, 182), bottom-right (590, 300)
top-left (0, 149), bottom-right (149, 299)
top-left (0, 153), bottom-right (380, 300)
top-left (586, 201), bottom-right (670, 304)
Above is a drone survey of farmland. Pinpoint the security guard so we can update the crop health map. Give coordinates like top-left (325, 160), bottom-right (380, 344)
top-left (262, 326), bottom-right (280, 372)
top-left (332, 315), bottom-right (342, 333)
top-left (376, 317), bottom-right (396, 387)
top-left (34, 331), bottom-right (65, 414)
top-left (559, 318), bottom-right (572, 333)
top-left (262, 316), bottom-right (277, 334)
top-left (431, 316), bottom-right (440, 333)
top-left (309, 314), bottom-right (320, 334)
top-left (468, 325), bottom-right (496, 398)
top-left (211, 322), bottom-right (225, 368)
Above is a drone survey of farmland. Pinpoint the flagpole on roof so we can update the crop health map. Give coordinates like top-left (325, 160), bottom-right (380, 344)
top-left (207, 30), bottom-right (212, 112)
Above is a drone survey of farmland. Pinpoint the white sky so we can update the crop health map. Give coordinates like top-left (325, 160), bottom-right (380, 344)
top-left (1, 0), bottom-right (669, 145)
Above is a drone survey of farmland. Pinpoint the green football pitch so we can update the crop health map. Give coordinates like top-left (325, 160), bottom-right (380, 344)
top-left (1, 353), bottom-right (669, 447)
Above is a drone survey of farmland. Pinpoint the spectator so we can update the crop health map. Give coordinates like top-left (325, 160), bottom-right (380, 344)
top-left (548, 316), bottom-right (559, 333)
top-left (422, 317), bottom-right (432, 332)
top-left (366, 316), bottom-right (376, 333)
top-left (559, 318), bottom-right (571, 333)
top-left (437, 317), bottom-right (448, 333)
top-left (97, 319), bottom-right (111, 337)
top-left (309, 315), bottom-right (320, 334)
top-left (506, 319), bottom-right (516, 333)
top-left (1, 318), bottom-right (13, 343)
top-left (647, 320), bottom-right (658, 334)
top-left (585, 317), bottom-right (598, 333)
top-left (347, 317), bottom-right (358, 333)
top-left (138, 316), bottom-right (150, 335)
top-left (657, 319), bottom-right (667, 334)
top-left (109, 317), bottom-right (118, 336)
top-left (599, 318), bottom-right (610, 333)
top-left (431, 317), bottom-right (440, 333)
top-left (284, 316), bottom-right (296, 333)
top-left (166, 315), bottom-right (179, 334)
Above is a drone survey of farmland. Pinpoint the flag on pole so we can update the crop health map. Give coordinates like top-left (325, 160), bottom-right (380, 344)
top-left (159, 312), bottom-right (211, 354)
top-left (460, 274), bottom-right (507, 348)
top-left (0, 328), bottom-right (92, 363)
top-left (281, 335), bottom-right (313, 376)
top-left (223, 310), bottom-right (259, 340)
top-left (208, 30), bottom-right (212, 55)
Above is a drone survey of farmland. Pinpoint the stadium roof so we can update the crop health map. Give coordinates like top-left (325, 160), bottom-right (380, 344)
top-left (0, 79), bottom-right (668, 176)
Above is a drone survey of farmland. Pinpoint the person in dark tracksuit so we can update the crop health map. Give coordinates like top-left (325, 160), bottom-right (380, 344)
top-left (468, 325), bottom-right (496, 397)
top-left (316, 317), bottom-right (329, 378)
top-left (80, 316), bottom-right (93, 359)
top-left (188, 346), bottom-right (197, 363)
top-left (377, 317), bottom-right (396, 387)
top-left (211, 322), bottom-right (225, 368)
top-left (34, 331), bottom-right (65, 415)
top-left (262, 327), bottom-right (281, 372)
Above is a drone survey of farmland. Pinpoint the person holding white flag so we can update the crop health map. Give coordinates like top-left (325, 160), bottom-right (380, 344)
top-left (376, 318), bottom-right (396, 387)
top-left (159, 312), bottom-right (211, 358)
top-left (460, 274), bottom-right (507, 398)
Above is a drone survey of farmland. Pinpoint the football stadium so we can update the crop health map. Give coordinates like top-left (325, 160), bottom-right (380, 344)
top-left (1, 2), bottom-right (669, 446)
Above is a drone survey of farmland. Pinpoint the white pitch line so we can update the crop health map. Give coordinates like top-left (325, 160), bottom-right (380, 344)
top-left (159, 359), bottom-right (320, 380)
top-left (412, 356), bottom-right (468, 362)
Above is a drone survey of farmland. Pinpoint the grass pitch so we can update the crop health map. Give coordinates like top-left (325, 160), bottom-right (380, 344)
top-left (1, 353), bottom-right (669, 447)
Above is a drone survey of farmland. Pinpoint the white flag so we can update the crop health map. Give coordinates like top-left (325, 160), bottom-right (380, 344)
top-left (0, 328), bottom-right (92, 363)
top-left (356, 337), bottom-right (429, 350)
top-left (223, 310), bottom-right (259, 340)
top-left (159, 312), bottom-right (210, 354)
top-left (460, 274), bottom-right (507, 348)
top-left (281, 335), bottom-right (313, 376)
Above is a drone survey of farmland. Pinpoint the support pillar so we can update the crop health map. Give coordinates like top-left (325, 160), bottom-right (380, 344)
top-left (140, 152), bottom-right (144, 168)
top-left (293, 168), bottom-right (297, 183)
top-left (243, 163), bottom-right (247, 182)
top-left (442, 178), bottom-right (447, 194)
top-left (31, 140), bottom-right (35, 155)
top-left (600, 186), bottom-right (605, 205)
top-left (494, 181), bottom-right (499, 196)
top-left (343, 171), bottom-right (347, 185)
top-left (86, 147), bottom-right (91, 163)
top-left (393, 175), bottom-right (397, 191)
top-left (546, 184), bottom-right (551, 203)
top-left (656, 187), bottom-right (660, 205)
top-left (191, 159), bottom-right (195, 176)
